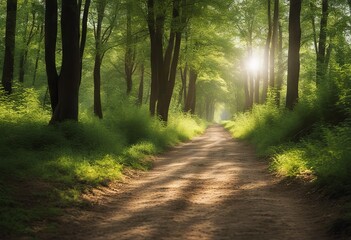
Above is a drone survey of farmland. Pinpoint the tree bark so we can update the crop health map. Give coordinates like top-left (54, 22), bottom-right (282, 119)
top-left (316, 0), bottom-right (328, 86)
top-left (254, 71), bottom-right (260, 104)
top-left (18, 10), bottom-right (37, 84)
top-left (93, 0), bottom-right (106, 119)
top-left (309, 2), bottom-right (318, 56)
top-left (243, 61), bottom-right (251, 110)
top-left (2, 0), bottom-right (17, 94)
top-left (276, 22), bottom-right (283, 106)
top-left (45, 0), bottom-right (88, 123)
top-left (137, 63), bottom-right (144, 106)
top-left (94, 54), bottom-right (103, 118)
top-left (32, 23), bottom-right (44, 86)
top-left (269, 0), bottom-right (279, 89)
top-left (181, 65), bottom-right (188, 107)
top-left (44, 0), bottom-right (59, 112)
top-left (79, 0), bottom-right (91, 84)
top-left (184, 68), bottom-right (197, 114)
top-left (147, 0), bottom-right (185, 122)
top-left (261, 0), bottom-right (272, 103)
top-left (163, 26), bottom-right (182, 121)
top-left (18, 0), bottom-right (29, 83)
top-left (50, 0), bottom-right (80, 122)
top-left (125, 2), bottom-right (135, 95)
top-left (286, 0), bottom-right (302, 110)
top-left (147, 0), bottom-right (161, 116)
top-left (249, 68), bottom-right (254, 108)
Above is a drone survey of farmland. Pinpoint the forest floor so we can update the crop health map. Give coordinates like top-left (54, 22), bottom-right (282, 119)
top-left (42, 125), bottom-right (343, 239)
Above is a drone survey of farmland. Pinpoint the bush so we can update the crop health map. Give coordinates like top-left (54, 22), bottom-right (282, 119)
top-left (224, 101), bottom-right (351, 194)
top-left (0, 89), bottom-right (206, 237)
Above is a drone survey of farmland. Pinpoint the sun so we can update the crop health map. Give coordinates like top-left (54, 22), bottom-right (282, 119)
top-left (246, 55), bottom-right (260, 72)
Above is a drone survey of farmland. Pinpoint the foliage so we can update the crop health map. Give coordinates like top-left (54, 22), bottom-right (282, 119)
top-left (0, 89), bottom-right (205, 237)
top-left (224, 94), bottom-right (351, 193)
top-left (224, 99), bottom-right (319, 155)
top-left (224, 96), bottom-right (351, 234)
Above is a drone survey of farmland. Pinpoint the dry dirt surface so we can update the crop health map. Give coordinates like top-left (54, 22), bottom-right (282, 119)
top-left (53, 125), bottom-right (337, 240)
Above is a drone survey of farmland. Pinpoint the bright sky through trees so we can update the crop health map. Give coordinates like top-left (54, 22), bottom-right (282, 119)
top-left (246, 54), bottom-right (260, 72)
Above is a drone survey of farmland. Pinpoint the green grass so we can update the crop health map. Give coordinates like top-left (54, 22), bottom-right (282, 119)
top-left (224, 102), bottom-right (351, 192)
top-left (224, 101), bottom-right (351, 235)
top-left (0, 89), bottom-right (206, 238)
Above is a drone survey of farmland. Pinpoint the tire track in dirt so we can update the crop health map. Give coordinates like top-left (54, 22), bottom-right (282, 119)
top-left (53, 125), bottom-right (334, 240)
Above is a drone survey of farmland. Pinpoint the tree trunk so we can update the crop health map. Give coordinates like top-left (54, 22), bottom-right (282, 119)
top-left (93, 0), bottom-right (106, 119)
top-left (147, 0), bottom-right (161, 116)
top-left (269, 0), bottom-right (279, 89)
top-left (45, 0), bottom-right (88, 123)
top-left (244, 66), bottom-right (251, 110)
top-left (286, 0), bottom-right (302, 110)
top-left (32, 23), bottom-right (44, 86)
top-left (309, 2), bottom-right (318, 56)
top-left (94, 54), bottom-right (103, 118)
top-left (45, 0), bottom-right (59, 112)
top-left (147, 0), bottom-right (185, 122)
top-left (50, 0), bottom-right (80, 122)
top-left (18, 0), bottom-right (29, 83)
top-left (154, 15), bottom-right (166, 120)
top-left (261, 0), bottom-right (272, 103)
top-left (276, 22), bottom-right (283, 107)
top-left (137, 63), bottom-right (144, 106)
top-left (249, 69), bottom-right (254, 107)
top-left (19, 11), bottom-right (37, 84)
top-left (181, 65), bottom-right (188, 107)
top-left (79, 0), bottom-right (91, 84)
top-left (184, 68), bottom-right (197, 114)
top-left (316, 0), bottom-right (328, 86)
top-left (2, 0), bottom-right (17, 94)
top-left (125, 2), bottom-right (135, 95)
top-left (254, 71), bottom-right (260, 104)
top-left (163, 28), bottom-right (182, 121)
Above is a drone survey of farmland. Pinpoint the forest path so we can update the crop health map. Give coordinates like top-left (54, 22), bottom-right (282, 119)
top-left (54, 125), bottom-right (333, 240)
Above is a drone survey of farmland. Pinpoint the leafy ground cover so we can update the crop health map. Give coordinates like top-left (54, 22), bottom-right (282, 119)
top-left (0, 89), bottom-right (205, 238)
top-left (223, 100), bottom-right (351, 236)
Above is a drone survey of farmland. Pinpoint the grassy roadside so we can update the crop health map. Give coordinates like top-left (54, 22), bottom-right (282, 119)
top-left (223, 103), bottom-right (351, 236)
top-left (0, 90), bottom-right (206, 238)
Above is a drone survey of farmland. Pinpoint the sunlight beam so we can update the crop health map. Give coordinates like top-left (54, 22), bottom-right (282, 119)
top-left (246, 55), bottom-right (260, 73)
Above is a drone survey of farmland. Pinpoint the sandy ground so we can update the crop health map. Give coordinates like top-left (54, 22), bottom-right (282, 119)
top-left (51, 125), bottom-right (337, 240)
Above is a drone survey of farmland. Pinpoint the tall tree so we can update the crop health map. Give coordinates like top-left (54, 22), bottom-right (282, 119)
top-left (179, 65), bottom-right (188, 108)
top-left (18, 0), bottom-right (29, 83)
top-left (146, 0), bottom-right (161, 116)
top-left (137, 63), bottom-right (144, 106)
top-left (286, 0), bottom-right (302, 110)
top-left (276, 22), bottom-right (283, 106)
top-left (92, 0), bottom-right (117, 119)
top-left (147, 0), bottom-right (186, 122)
top-left (79, 0), bottom-right (91, 82)
top-left (45, 0), bottom-right (90, 122)
top-left (2, 0), bottom-right (17, 94)
top-left (44, 0), bottom-right (59, 113)
top-left (269, 0), bottom-right (279, 89)
top-left (254, 68), bottom-right (260, 104)
top-left (231, 0), bottom-right (260, 110)
top-left (261, 0), bottom-right (272, 103)
top-left (125, 1), bottom-right (136, 95)
top-left (316, 0), bottom-right (329, 86)
top-left (184, 67), bottom-right (197, 114)
top-left (32, 22), bottom-right (44, 86)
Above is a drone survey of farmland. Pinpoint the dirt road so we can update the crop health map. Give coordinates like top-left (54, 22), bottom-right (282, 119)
top-left (55, 125), bottom-right (334, 240)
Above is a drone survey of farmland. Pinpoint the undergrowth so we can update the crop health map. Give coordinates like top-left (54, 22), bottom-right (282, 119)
top-left (0, 89), bottom-right (205, 238)
top-left (224, 101), bottom-right (351, 194)
top-left (224, 98), bottom-right (351, 236)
